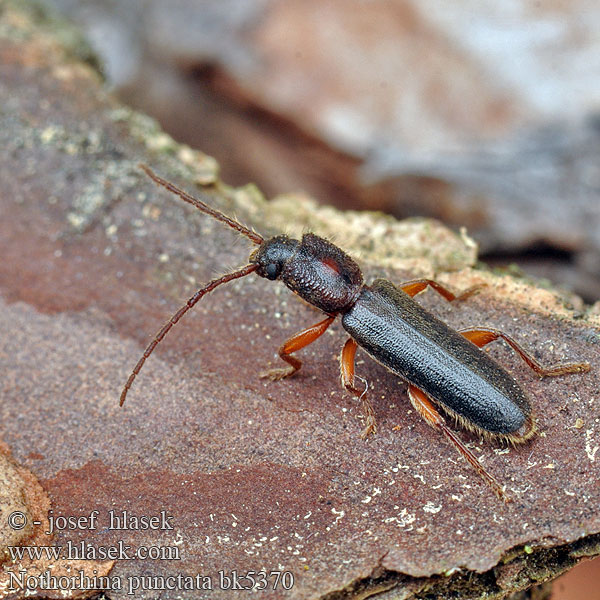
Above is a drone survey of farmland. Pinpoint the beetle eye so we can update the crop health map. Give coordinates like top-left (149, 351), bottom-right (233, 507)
top-left (265, 263), bottom-right (279, 280)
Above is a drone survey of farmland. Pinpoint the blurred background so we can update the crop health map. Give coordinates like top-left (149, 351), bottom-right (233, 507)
top-left (42, 1), bottom-right (600, 597)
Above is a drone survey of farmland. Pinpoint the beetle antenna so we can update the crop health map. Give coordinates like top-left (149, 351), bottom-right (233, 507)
top-left (120, 263), bottom-right (258, 406)
top-left (139, 164), bottom-right (264, 246)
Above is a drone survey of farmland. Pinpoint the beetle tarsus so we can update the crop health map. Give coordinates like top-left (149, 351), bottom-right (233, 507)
top-left (454, 283), bottom-right (487, 302)
top-left (360, 414), bottom-right (377, 439)
top-left (260, 366), bottom-right (297, 381)
top-left (261, 315), bottom-right (335, 382)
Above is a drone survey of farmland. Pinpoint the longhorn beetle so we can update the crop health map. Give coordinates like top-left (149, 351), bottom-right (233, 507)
top-left (120, 164), bottom-right (590, 500)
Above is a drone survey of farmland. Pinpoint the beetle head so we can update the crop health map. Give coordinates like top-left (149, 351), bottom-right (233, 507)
top-left (250, 235), bottom-right (300, 280)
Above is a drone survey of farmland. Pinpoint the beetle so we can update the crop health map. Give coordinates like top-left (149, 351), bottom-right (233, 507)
top-left (120, 164), bottom-right (590, 500)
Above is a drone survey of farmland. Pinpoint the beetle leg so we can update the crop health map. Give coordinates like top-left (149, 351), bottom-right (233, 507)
top-left (340, 338), bottom-right (376, 438)
top-left (400, 278), bottom-right (482, 302)
top-left (406, 384), bottom-right (509, 501)
top-left (260, 315), bottom-right (336, 381)
top-left (459, 327), bottom-right (591, 376)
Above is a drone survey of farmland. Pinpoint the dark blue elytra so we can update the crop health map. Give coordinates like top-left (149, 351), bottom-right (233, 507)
top-left (341, 279), bottom-right (531, 437)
